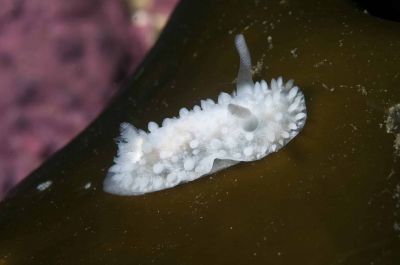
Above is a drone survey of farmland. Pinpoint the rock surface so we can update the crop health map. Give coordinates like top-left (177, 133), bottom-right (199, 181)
top-left (0, 0), bottom-right (180, 199)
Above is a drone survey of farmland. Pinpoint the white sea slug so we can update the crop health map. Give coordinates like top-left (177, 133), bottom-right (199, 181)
top-left (104, 34), bottom-right (307, 196)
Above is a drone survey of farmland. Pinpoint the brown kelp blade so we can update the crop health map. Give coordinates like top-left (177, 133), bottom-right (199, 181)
top-left (1, 0), bottom-right (400, 264)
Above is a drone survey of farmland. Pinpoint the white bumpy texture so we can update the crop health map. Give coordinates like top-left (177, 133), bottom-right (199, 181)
top-left (104, 34), bottom-right (307, 195)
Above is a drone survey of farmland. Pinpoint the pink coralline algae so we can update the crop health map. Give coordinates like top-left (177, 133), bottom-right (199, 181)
top-left (0, 0), bottom-right (178, 200)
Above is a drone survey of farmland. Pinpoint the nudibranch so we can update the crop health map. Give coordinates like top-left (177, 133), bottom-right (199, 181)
top-left (104, 34), bottom-right (307, 196)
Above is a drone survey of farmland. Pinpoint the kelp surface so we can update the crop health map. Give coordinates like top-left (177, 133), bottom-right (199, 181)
top-left (1, 0), bottom-right (400, 264)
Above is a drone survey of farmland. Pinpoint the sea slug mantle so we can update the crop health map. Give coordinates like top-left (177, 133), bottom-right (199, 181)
top-left (104, 34), bottom-right (307, 196)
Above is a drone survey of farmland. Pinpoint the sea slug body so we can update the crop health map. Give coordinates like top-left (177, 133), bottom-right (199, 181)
top-left (104, 34), bottom-right (307, 196)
